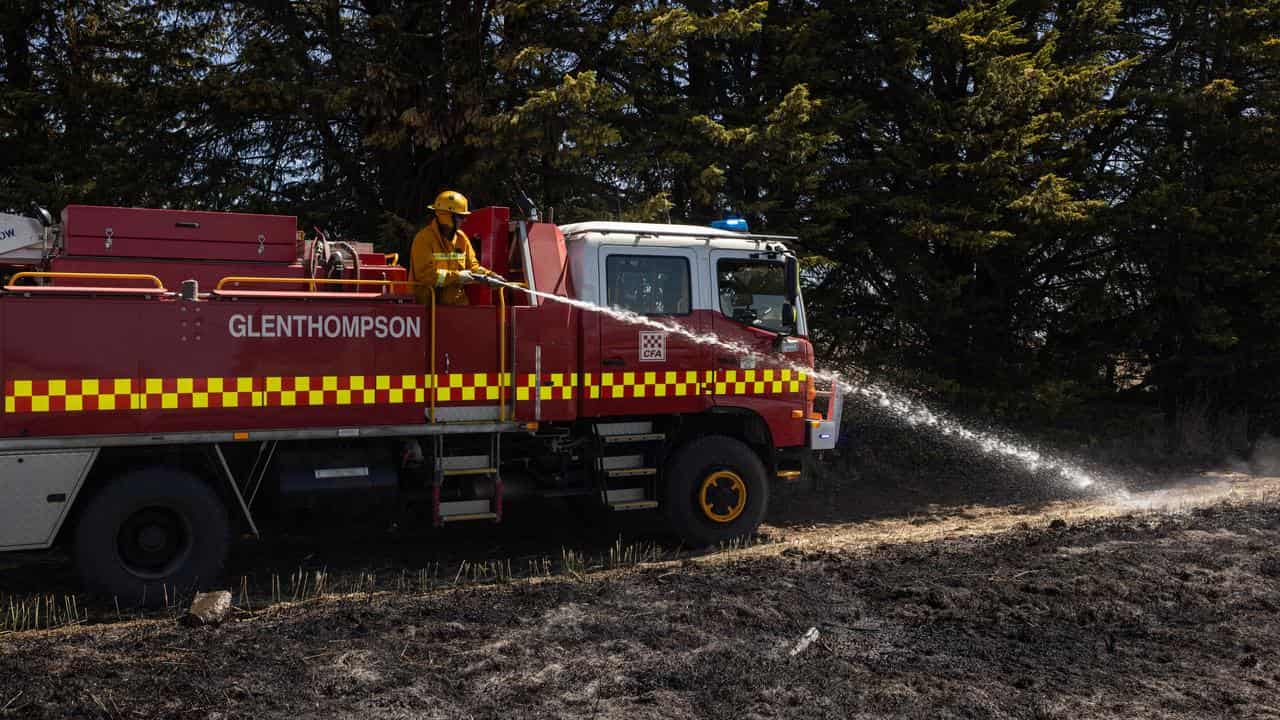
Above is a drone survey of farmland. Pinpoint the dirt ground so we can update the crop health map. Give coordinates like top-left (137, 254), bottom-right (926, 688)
top-left (3, 468), bottom-right (1280, 719)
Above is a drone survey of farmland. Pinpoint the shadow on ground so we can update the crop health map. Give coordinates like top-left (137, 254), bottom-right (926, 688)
top-left (0, 426), bottom-right (1222, 608)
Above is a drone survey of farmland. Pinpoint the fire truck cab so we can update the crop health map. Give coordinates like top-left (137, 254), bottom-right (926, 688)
top-left (0, 206), bottom-right (841, 604)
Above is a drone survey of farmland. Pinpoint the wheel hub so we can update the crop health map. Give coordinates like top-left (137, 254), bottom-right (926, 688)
top-left (137, 525), bottom-right (168, 553)
top-left (698, 470), bottom-right (747, 523)
top-left (118, 506), bottom-right (190, 578)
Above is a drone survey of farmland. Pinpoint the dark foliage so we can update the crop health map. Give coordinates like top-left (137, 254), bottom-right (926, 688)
top-left (3, 0), bottom-right (1278, 457)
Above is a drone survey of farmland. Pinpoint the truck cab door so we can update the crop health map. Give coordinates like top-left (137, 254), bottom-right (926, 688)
top-left (707, 249), bottom-right (809, 444)
top-left (582, 246), bottom-right (709, 417)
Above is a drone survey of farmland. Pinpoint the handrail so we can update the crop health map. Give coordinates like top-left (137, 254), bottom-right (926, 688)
top-left (385, 253), bottom-right (400, 265)
top-left (498, 287), bottom-right (507, 422)
top-left (429, 284), bottom-right (437, 424)
top-left (215, 276), bottom-right (421, 292)
top-left (7, 271), bottom-right (167, 290)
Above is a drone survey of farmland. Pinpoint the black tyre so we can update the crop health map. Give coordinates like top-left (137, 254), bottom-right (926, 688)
top-left (73, 467), bottom-right (230, 608)
top-left (663, 435), bottom-right (769, 547)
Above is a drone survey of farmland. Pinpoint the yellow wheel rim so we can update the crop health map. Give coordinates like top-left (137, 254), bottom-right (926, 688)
top-left (699, 470), bottom-right (747, 523)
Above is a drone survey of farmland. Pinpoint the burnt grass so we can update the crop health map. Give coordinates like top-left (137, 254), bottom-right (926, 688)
top-left (4, 496), bottom-right (1280, 719)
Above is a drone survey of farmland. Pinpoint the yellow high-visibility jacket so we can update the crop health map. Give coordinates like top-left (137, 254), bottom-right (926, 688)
top-left (409, 222), bottom-right (487, 306)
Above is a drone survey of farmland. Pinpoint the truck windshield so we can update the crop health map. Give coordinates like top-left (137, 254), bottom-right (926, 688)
top-left (716, 258), bottom-right (790, 333)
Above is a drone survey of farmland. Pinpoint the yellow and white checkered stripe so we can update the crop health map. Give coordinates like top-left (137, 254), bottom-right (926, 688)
top-left (3, 369), bottom-right (807, 413)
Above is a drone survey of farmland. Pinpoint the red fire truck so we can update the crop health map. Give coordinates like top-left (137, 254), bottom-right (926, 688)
top-left (0, 205), bottom-right (841, 604)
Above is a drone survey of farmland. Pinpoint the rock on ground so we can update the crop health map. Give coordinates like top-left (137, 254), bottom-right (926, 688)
top-left (181, 590), bottom-right (232, 627)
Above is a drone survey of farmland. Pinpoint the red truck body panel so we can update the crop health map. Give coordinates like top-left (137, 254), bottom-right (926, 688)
top-left (460, 207), bottom-right (511, 306)
top-left (0, 294), bottom-right (515, 438)
top-left (0, 290), bottom-right (808, 443)
top-left (526, 222), bottom-right (573, 302)
top-left (1, 206), bottom-right (811, 449)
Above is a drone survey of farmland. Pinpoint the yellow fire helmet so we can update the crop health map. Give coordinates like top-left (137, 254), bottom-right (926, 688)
top-left (428, 190), bottom-right (471, 217)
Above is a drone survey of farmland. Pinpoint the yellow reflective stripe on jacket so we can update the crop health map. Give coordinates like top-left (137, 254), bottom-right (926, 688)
top-left (431, 252), bottom-right (466, 261)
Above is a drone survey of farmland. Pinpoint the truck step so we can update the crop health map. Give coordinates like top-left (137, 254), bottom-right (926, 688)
top-left (442, 467), bottom-right (497, 477)
top-left (605, 488), bottom-right (647, 504)
top-left (440, 512), bottom-right (498, 523)
top-left (601, 433), bottom-right (666, 444)
top-left (439, 499), bottom-right (492, 518)
top-left (599, 454), bottom-right (644, 470)
top-left (605, 467), bottom-right (657, 478)
top-left (609, 500), bottom-right (659, 511)
top-left (439, 454), bottom-right (496, 476)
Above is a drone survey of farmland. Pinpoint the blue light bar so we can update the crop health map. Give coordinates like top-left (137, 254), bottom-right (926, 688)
top-left (711, 217), bottom-right (749, 232)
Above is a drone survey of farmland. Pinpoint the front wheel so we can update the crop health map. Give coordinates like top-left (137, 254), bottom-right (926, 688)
top-left (73, 467), bottom-right (230, 607)
top-left (663, 435), bottom-right (769, 547)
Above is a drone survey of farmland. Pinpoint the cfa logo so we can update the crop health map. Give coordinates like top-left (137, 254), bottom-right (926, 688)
top-left (639, 331), bottom-right (667, 362)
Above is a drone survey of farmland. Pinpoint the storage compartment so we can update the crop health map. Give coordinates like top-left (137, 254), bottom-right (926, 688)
top-left (61, 205), bottom-right (297, 263)
top-left (0, 450), bottom-right (97, 550)
top-left (273, 445), bottom-right (399, 525)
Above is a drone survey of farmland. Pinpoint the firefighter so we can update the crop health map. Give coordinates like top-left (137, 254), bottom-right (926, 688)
top-left (409, 190), bottom-right (503, 305)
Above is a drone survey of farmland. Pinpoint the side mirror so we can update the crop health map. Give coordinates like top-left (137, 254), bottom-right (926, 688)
top-left (784, 254), bottom-right (799, 305)
top-left (781, 302), bottom-right (797, 328)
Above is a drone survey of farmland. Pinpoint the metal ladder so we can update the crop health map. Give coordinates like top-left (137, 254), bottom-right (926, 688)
top-left (593, 421), bottom-right (664, 511)
top-left (432, 433), bottom-right (503, 525)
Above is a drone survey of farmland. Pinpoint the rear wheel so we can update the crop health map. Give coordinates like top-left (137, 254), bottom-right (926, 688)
top-left (664, 435), bottom-right (769, 547)
top-left (73, 467), bottom-right (230, 607)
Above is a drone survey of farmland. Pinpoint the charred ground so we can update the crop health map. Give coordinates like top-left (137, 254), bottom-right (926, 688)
top-left (2, 463), bottom-right (1280, 719)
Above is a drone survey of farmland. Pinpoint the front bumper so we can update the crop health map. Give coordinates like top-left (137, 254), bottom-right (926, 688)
top-left (807, 384), bottom-right (842, 450)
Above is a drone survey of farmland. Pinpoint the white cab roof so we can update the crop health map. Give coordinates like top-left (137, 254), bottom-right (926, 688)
top-left (559, 221), bottom-right (796, 253)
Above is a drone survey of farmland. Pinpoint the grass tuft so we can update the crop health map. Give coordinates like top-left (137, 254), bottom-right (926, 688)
top-left (1, 593), bottom-right (87, 633)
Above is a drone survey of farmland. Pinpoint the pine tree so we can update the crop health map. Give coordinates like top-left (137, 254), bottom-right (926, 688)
top-left (796, 0), bottom-right (1131, 425)
top-left (0, 1), bottom-right (222, 212)
top-left (1107, 0), bottom-right (1280, 454)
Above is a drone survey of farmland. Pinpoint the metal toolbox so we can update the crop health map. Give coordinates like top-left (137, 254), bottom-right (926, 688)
top-left (61, 205), bottom-right (297, 263)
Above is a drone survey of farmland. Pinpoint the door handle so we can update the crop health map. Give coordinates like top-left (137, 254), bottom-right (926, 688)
top-left (717, 356), bottom-right (738, 366)
top-left (603, 358), bottom-right (626, 367)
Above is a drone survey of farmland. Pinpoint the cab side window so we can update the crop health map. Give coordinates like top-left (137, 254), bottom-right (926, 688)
top-left (717, 259), bottom-right (786, 332)
top-left (605, 255), bottom-right (690, 315)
